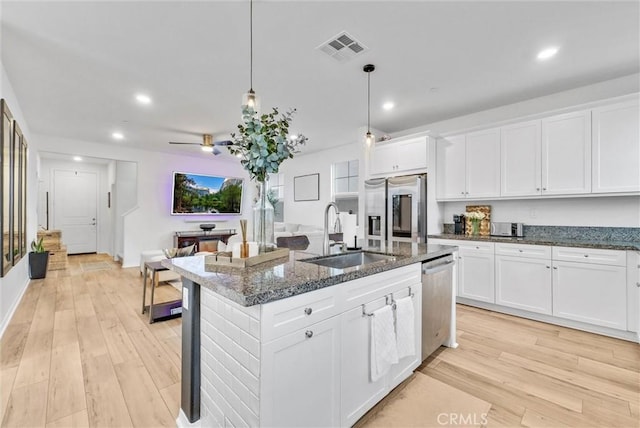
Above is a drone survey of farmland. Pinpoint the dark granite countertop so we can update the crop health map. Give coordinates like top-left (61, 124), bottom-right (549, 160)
top-left (162, 242), bottom-right (456, 307)
top-left (428, 234), bottom-right (640, 251)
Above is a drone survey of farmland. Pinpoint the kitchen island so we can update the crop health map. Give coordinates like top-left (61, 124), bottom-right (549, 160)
top-left (163, 242), bottom-right (457, 427)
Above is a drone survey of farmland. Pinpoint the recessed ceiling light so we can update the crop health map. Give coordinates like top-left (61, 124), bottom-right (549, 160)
top-left (236, 153), bottom-right (242, 158)
top-left (289, 134), bottom-right (298, 141)
top-left (135, 94), bottom-right (152, 104)
top-left (112, 132), bottom-right (124, 140)
top-left (73, 156), bottom-right (82, 162)
top-left (382, 102), bottom-right (395, 111)
top-left (201, 146), bottom-right (214, 153)
top-left (537, 47), bottom-right (559, 60)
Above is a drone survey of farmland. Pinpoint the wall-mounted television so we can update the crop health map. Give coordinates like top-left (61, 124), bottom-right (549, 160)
top-left (171, 171), bottom-right (244, 215)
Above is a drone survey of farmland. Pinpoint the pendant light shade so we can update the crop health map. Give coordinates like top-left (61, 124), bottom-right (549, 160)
top-left (243, 0), bottom-right (260, 111)
top-left (364, 64), bottom-right (375, 146)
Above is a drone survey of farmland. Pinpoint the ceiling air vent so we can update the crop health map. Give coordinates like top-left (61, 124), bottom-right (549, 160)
top-left (317, 31), bottom-right (368, 63)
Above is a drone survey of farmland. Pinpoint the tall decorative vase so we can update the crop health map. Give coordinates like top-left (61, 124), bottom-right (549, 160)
top-left (471, 219), bottom-right (480, 236)
top-left (253, 180), bottom-right (275, 253)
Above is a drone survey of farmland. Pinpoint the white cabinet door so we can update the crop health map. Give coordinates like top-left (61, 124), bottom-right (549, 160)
top-left (370, 142), bottom-right (398, 176)
top-left (626, 251), bottom-right (639, 333)
top-left (501, 120), bottom-right (541, 197)
top-left (261, 316), bottom-right (341, 428)
top-left (340, 303), bottom-right (388, 427)
top-left (436, 135), bottom-right (466, 199)
top-left (458, 246), bottom-right (495, 303)
top-left (541, 110), bottom-right (591, 195)
top-left (466, 128), bottom-right (501, 198)
top-left (592, 100), bottom-right (640, 193)
top-left (397, 137), bottom-right (428, 173)
top-left (552, 261), bottom-right (627, 330)
top-left (496, 255), bottom-right (552, 315)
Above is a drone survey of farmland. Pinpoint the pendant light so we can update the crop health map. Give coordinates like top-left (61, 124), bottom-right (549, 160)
top-left (364, 64), bottom-right (375, 146)
top-left (242, 0), bottom-right (260, 111)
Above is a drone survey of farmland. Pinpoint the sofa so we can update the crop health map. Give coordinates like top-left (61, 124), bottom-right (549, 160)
top-left (274, 222), bottom-right (325, 254)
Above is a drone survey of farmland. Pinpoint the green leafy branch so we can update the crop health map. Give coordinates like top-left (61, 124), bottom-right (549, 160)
top-left (229, 106), bottom-right (308, 182)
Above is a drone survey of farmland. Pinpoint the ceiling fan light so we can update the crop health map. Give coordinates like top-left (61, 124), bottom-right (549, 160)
top-left (201, 146), bottom-right (214, 153)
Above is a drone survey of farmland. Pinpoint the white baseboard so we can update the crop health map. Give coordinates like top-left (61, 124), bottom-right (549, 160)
top-left (0, 275), bottom-right (30, 339)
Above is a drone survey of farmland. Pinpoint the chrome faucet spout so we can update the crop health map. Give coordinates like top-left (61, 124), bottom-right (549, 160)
top-left (323, 202), bottom-right (340, 255)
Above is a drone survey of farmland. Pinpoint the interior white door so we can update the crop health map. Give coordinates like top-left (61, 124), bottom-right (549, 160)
top-left (53, 169), bottom-right (98, 254)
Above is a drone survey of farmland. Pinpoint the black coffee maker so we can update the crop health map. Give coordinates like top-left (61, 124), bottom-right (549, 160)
top-left (453, 214), bottom-right (465, 235)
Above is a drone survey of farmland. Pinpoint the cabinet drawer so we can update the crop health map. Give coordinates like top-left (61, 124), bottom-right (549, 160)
top-left (457, 241), bottom-right (494, 253)
top-left (261, 286), bottom-right (341, 342)
top-left (553, 246), bottom-right (626, 266)
top-left (495, 243), bottom-right (551, 259)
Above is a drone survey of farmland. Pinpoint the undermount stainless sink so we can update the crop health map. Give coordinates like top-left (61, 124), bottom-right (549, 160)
top-left (302, 251), bottom-right (396, 269)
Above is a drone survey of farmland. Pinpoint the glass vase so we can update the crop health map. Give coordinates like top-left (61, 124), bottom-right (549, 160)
top-left (471, 219), bottom-right (480, 236)
top-left (253, 180), bottom-right (275, 253)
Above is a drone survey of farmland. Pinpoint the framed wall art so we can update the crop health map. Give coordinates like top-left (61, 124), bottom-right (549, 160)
top-left (1, 99), bottom-right (13, 276)
top-left (293, 173), bottom-right (320, 202)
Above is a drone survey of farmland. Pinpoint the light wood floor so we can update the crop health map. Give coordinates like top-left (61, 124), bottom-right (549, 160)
top-left (1, 253), bottom-right (639, 427)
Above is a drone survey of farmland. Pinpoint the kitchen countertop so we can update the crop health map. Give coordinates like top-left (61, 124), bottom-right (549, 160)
top-left (428, 234), bottom-right (640, 251)
top-left (162, 242), bottom-right (456, 307)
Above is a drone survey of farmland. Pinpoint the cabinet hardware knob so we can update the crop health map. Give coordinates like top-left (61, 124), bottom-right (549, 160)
top-left (536, 188), bottom-right (540, 191)
top-left (476, 246), bottom-right (480, 249)
top-left (636, 282), bottom-right (640, 288)
top-left (519, 249), bottom-right (523, 252)
top-left (546, 266), bottom-right (550, 269)
top-left (553, 266), bottom-right (558, 270)
top-left (543, 187), bottom-right (547, 191)
top-left (305, 330), bottom-right (313, 338)
top-left (304, 307), bottom-right (312, 316)
top-left (461, 192), bottom-right (465, 195)
top-left (584, 254), bottom-right (589, 257)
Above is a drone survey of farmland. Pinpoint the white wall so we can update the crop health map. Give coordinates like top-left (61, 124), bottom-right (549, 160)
top-left (114, 160), bottom-right (137, 260)
top-left (393, 74), bottom-right (640, 229)
top-left (0, 61), bottom-right (38, 336)
top-left (38, 158), bottom-right (112, 254)
top-left (32, 135), bottom-right (252, 267)
top-left (280, 139), bottom-right (363, 228)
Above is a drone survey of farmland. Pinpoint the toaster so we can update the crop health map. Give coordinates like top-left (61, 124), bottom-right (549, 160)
top-left (490, 222), bottom-right (524, 237)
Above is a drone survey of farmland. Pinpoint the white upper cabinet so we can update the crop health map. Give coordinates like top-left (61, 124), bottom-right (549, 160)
top-left (541, 110), bottom-right (591, 195)
top-left (369, 136), bottom-right (427, 177)
top-left (465, 128), bottom-right (501, 198)
top-left (501, 120), bottom-right (542, 196)
top-left (436, 130), bottom-right (500, 200)
top-left (436, 135), bottom-right (466, 199)
top-left (501, 111), bottom-right (592, 197)
top-left (592, 100), bottom-right (640, 193)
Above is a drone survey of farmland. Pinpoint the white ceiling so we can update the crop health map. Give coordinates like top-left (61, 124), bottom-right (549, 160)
top-left (2, 1), bottom-right (638, 158)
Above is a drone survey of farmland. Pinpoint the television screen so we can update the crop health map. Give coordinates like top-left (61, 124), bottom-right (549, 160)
top-left (171, 171), bottom-right (244, 215)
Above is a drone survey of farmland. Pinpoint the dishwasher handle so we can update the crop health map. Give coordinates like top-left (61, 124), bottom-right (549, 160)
top-left (422, 259), bottom-right (455, 275)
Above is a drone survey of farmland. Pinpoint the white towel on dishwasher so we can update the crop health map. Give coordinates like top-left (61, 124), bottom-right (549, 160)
top-left (370, 304), bottom-right (398, 382)
top-left (395, 296), bottom-right (415, 359)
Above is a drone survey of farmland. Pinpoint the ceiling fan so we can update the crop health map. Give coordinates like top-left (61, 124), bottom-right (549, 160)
top-left (168, 134), bottom-right (233, 155)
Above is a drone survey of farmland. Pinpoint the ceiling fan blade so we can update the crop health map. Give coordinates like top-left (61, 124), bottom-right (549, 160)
top-left (169, 141), bottom-right (201, 145)
top-left (213, 140), bottom-right (233, 146)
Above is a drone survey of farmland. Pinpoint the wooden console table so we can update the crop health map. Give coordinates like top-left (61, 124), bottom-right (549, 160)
top-left (173, 229), bottom-right (237, 252)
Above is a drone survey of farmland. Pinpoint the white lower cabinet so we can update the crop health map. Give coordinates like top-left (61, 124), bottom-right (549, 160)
top-left (259, 263), bottom-right (423, 427)
top-left (552, 260), bottom-right (627, 330)
top-left (458, 242), bottom-right (495, 303)
top-left (261, 315), bottom-right (342, 427)
top-left (495, 244), bottom-right (552, 315)
top-left (340, 301), bottom-right (388, 427)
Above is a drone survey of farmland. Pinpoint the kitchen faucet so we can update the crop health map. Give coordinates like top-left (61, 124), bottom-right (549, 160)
top-left (323, 202), bottom-right (340, 255)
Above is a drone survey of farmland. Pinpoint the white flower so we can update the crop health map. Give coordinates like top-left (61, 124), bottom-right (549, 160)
top-left (465, 211), bottom-right (486, 221)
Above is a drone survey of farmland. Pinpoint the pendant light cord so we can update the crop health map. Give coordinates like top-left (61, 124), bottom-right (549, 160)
top-left (250, 0), bottom-right (253, 91)
top-left (367, 71), bottom-right (371, 133)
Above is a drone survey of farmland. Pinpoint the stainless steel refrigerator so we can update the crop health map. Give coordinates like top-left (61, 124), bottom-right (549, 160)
top-left (364, 174), bottom-right (427, 245)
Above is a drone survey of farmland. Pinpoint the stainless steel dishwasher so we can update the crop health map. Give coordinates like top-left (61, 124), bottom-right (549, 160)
top-left (421, 254), bottom-right (455, 360)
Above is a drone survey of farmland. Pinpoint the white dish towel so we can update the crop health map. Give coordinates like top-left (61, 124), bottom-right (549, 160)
top-left (370, 305), bottom-right (399, 382)
top-left (395, 296), bottom-right (416, 359)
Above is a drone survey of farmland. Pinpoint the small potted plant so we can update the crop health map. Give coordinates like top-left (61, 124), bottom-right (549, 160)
top-left (28, 237), bottom-right (49, 279)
